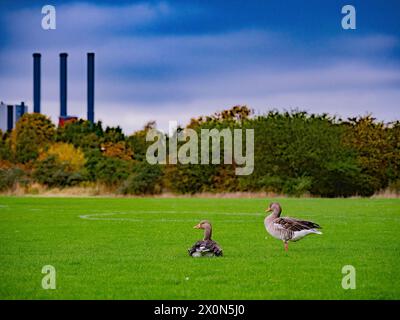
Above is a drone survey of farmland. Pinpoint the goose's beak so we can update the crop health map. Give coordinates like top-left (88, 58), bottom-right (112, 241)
top-left (193, 224), bottom-right (201, 229)
top-left (265, 208), bottom-right (272, 212)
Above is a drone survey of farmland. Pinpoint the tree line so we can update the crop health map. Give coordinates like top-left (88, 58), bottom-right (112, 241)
top-left (0, 106), bottom-right (399, 197)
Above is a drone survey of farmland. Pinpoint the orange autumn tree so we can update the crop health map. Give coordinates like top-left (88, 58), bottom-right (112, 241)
top-left (39, 142), bottom-right (86, 172)
top-left (100, 141), bottom-right (133, 161)
top-left (343, 115), bottom-right (392, 191)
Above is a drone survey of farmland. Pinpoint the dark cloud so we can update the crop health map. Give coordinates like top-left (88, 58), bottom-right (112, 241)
top-left (0, 1), bottom-right (399, 133)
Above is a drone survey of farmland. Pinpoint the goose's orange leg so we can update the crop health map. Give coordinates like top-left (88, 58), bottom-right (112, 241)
top-left (284, 242), bottom-right (288, 251)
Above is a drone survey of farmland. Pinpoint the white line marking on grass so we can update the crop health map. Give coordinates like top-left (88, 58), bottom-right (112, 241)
top-left (79, 211), bottom-right (262, 223)
top-left (82, 210), bottom-right (262, 216)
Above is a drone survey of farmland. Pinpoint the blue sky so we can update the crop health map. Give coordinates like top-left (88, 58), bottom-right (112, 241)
top-left (0, 0), bottom-right (399, 133)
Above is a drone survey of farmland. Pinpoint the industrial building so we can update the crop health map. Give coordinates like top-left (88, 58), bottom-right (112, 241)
top-left (0, 101), bottom-right (28, 132)
top-left (33, 52), bottom-right (95, 126)
top-left (1, 52), bottom-right (95, 131)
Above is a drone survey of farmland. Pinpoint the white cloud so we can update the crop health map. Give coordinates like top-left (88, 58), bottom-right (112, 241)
top-left (4, 2), bottom-right (173, 48)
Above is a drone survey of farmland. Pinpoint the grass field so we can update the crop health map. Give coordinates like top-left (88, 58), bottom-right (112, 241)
top-left (0, 196), bottom-right (399, 299)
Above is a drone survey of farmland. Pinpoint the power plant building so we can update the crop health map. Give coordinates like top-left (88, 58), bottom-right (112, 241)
top-left (0, 101), bottom-right (28, 132)
top-left (1, 51), bottom-right (95, 131)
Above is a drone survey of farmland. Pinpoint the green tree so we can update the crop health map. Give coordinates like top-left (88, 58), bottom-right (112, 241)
top-left (12, 113), bottom-right (55, 163)
top-left (387, 121), bottom-right (400, 184)
top-left (119, 162), bottom-right (163, 195)
top-left (56, 119), bottom-right (104, 152)
top-left (94, 157), bottom-right (131, 186)
top-left (128, 121), bottom-right (157, 161)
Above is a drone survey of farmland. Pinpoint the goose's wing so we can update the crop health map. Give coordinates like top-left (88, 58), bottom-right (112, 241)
top-left (188, 240), bottom-right (203, 256)
top-left (207, 240), bottom-right (223, 256)
top-left (273, 217), bottom-right (321, 232)
top-left (188, 240), bottom-right (223, 256)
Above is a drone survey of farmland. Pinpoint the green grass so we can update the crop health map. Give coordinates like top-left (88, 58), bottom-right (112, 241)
top-left (0, 196), bottom-right (399, 299)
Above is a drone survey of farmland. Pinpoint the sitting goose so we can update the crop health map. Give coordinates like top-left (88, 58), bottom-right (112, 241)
top-left (264, 202), bottom-right (322, 251)
top-left (188, 220), bottom-right (223, 257)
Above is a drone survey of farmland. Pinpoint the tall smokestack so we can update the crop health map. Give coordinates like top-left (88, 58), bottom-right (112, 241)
top-left (33, 53), bottom-right (41, 113)
top-left (60, 53), bottom-right (68, 117)
top-left (87, 52), bottom-right (95, 123)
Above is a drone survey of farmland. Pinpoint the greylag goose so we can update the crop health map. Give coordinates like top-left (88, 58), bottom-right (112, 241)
top-left (264, 202), bottom-right (322, 251)
top-left (188, 220), bottom-right (223, 257)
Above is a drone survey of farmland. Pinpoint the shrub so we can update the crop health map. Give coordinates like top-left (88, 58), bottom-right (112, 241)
top-left (33, 156), bottom-right (85, 188)
top-left (282, 176), bottom-right (313, 197)
top-left (94, 157), bottom-right (131, 186)
top-left (388, 180), bottom-right (400, 194)
top-left (0, 130), bottom-right (12, 161)
top-left (119, 162), bottom-right (163, 195)
top-left (0, 167), bottom-right (27, 191)
top-left (166, 164), bottom-right (216, 194)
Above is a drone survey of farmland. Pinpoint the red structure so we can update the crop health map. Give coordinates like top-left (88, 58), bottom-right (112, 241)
top-left (58, 115), bottom-right (78, 127)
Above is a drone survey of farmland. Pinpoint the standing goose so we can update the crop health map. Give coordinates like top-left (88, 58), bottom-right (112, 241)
top-left (264, 202), bottom-right (322, 251)
top-left (188, 220), bottom-right (223, 257)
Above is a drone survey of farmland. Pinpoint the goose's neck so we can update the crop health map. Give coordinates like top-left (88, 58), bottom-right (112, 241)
top-left (267, 208), bottom-right (281, 220)
top-left (203, 226), bottom-right (212, 240)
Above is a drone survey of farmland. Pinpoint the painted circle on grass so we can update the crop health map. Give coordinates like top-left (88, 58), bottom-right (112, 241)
top-left (79, 210), bottom-right (262, 223)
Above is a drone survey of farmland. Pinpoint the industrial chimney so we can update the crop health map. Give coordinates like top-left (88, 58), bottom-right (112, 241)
top-left (87, 52), bottom-right (95, 123)
top-left (59, 53), bottom-right (68, 117)
top-left (33, 53), bottom-right (41, 113)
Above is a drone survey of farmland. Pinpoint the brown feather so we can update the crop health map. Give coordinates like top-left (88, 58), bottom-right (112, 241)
top-left (273, 217), bottom-right (322, 232)
top-left (188, 240), bottom-right (223, 257)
